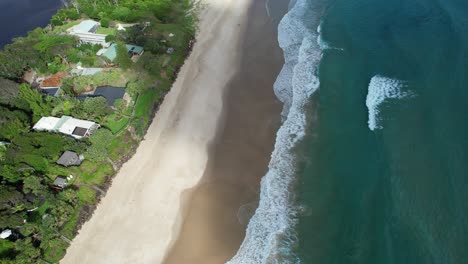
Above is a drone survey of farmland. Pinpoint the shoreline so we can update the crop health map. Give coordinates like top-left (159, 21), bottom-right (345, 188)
top-left (163, 0), bottom-right (287, 262)
top-left (61, 0), bottom-right (259, 263)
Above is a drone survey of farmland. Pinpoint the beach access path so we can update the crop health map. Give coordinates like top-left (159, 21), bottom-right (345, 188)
top-left (61, 0), bottom-right (252, 262)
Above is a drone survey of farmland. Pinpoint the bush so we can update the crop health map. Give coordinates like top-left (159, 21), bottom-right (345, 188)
top-left (105, 34), bottom-right (116, 43)
top-left (101, 17), bottom-right (111, 28)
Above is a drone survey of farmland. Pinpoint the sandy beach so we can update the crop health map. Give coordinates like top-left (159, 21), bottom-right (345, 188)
top-left (62, 0), bottom-right (285, 263)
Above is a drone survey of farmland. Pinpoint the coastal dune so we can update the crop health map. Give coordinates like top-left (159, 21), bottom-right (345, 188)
top-left (62, 0), bottom-right (253, 263)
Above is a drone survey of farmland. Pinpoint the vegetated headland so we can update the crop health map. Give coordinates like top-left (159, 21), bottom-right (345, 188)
top-left (0, 0), bottom-right (198, 262)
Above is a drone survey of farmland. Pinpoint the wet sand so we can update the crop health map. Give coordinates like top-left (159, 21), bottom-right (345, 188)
top-left (163, 0), bottom-right (287, 263)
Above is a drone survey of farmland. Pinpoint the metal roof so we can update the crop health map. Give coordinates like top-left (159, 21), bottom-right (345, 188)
top-left (57, 151), bottom-right (83, 167)
top-left (71, 20), bottom-right (99, 33)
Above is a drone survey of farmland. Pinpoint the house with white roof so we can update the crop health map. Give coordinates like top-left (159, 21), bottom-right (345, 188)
top-left (33, 116), bottom-right (100, 139)
top-left (68, 20), bottom-right (110, 47)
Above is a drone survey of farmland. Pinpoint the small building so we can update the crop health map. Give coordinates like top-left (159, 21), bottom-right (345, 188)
top-left (0, 229), bottom-right (12, 239)
top-left (53, 177), bottom-right (67, 189)
top-left (69, 20), bottom-right (100, 34)
top-left (101, 44), bottom-right (144, 62)
top-left (33, 116), bottom-right (100, 139)
top-left (68, 20), bottom-right (110, 47)
top-left (39, 72), bottom-right (67, 97)
top-left (71, 67), bottom-right (103, 77)
top-left (56, 151), bottom-right (84, 167)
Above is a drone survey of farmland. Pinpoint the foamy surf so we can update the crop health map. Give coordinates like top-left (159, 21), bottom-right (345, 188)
top-left (226, 0), bottom-right (324, 263)
top-left (366, 75), bottom-right (413, 131)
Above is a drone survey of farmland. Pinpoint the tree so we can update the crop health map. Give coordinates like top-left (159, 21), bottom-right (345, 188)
top-left (81, 96), bottom-right (108, 120)
top-left (0, 118), bottom-right (29, 141)
top-left (115, 42), bottom-right (132, 70)
top-left (18, 84), bottom-right (53, 122)
top-left (113, 99), bottom-right (127, 114)
top-left (105, 34), bottom-right (116, 43)
top-left (19, 222), bottom-right (40, 237)
top-left (0, 78), bottom-right (20, 104)
top-left (0, 165), bottom-right (25, 183)
top-left (101, 17), bottom-right (111, 27)
top-left (126, 81), bottom-right (146, 97)
top-left (14, 238), bottom-right (41, 263)
top-left (112, 7), bottom-right (133, 22)
top-left (34, 35), bottom-right (79, 64)
top-left (23, 176), bottom-right (45, 196)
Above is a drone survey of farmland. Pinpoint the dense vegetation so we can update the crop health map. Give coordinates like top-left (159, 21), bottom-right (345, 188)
top-left (0, 0), bottom-right (198, 262)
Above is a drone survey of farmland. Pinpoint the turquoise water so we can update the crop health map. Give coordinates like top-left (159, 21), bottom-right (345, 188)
top-left (297, 0), bottom-right (468, 263)
top-left (229, 0), bottom-right (468, 263)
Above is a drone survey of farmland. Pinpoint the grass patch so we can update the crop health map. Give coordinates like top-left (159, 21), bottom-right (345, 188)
top-left (52, 20), bottom-right (81, 34)
top-left (96, 27), bottom-right (117, 35)
top-left (104, 114), bottom-right (130, 134)
top-left (77, 186), bottom-right (97, 204)
top-left (108, 131), bottom-right (137, 161)
top-left (133, 89), bottom-right (159, 121)
top-left (76, 161), bottom-right (113, 186)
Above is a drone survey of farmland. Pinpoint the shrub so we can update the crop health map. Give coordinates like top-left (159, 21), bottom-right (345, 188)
top-left (101, 17), bottom-right (111, 28)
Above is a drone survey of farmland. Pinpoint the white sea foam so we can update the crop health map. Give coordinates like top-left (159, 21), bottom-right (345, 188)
top-left (366, 75), bottom-right (412, 130)
top-left (226, 0), bottom-right (323, 263)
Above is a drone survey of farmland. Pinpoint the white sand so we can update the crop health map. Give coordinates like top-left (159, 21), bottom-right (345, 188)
top-left (61, 0), bottom-right (252, 263)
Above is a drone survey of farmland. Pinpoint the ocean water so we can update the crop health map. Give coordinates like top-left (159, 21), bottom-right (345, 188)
top-left (229, 0), bottom-right (468, 263)
top-left (0, 0), bottom-right (63, 48)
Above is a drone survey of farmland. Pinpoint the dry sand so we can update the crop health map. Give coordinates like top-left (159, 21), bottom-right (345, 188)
top-left (163, 0), bottom-right (286, 263)
top-left (62, 0), bottom-right (256, 263)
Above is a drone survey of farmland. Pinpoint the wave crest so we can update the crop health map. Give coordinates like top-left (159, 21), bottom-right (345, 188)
top-left (226, 0), bottom-right (324, 263)
top-left (366, 75), bottom-right (413, 131)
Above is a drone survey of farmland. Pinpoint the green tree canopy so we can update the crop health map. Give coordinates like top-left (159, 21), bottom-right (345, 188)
top-left (115, 42), bottom-right (132, 70)
top-left (18, 84), bottom-right (53, 122)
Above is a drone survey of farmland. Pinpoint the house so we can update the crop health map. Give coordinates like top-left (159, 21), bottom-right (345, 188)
top-left (70, 67), bottom-right (103, 77)
top-left (53, 177), bottom-right (67, 189)
top-left (68, 20), bottom-right (110, 47)
top-left (39, 72), bottom-right (67, 97)
top-left (101, 44), bottom-right (144, 62)
top-left (33, 116), bottom-right (100, 139)
top-left (70, 20), bottom-right (99, 34)
top-left (56, 151), bottom-right (84, 167)
top-left (0, 141), bottom-right (10, 147)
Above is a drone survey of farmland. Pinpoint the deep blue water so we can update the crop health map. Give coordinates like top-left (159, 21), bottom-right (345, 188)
top-left (229, 0), bottom-right (468, 263)
top-left (0, 0), bottom-right (63, 48)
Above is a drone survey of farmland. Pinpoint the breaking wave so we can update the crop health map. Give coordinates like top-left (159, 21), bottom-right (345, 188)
top-left (366, 75), bottom-right (413, 131)
top-left (226, 0), bottom-right (324, 263)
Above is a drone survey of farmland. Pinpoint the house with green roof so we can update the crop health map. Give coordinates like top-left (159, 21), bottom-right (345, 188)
top-left (100, 44), bottom-right (144, 62)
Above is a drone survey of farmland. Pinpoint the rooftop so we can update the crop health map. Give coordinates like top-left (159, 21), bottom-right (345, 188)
top-left (70, 20), bottom-right (99, 33)
top-left (56, 151), bottom-right (83, 167)
top-left (40, 72), bottom-right (67, 88)
top-left (41, 87), bottom-right (60, 97)
top-left (71, 68), bottom-right (103, 76)
top-left (33, 116), bottom-right (99, 139)
top-left (53, 177), bottom-right (67, 188)
top-left (101, 44), bottom-right (144, 62)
